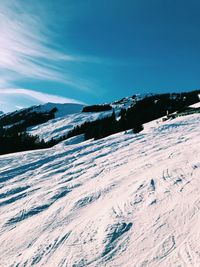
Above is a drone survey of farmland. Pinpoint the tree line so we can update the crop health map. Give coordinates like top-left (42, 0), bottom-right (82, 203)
top-left (0, 107), bottom-right (58, 155)
top-left (0, 90), bottom-right (199, 155)
top-left (82, 104), bottom-right (112, 112)
top-left (0, 128), bottom-right (57, 155)
top-left (66, 90), bottom-right (200, 140)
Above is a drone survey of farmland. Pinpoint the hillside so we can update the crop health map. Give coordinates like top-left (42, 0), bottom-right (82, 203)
top-left (0, 112), bottom-right (200, 266)
top-left (0, 102), bottom-right (83, 128)
top-left (32, 103), bottom-right (84, 118)
top-left (28, 110), bottom-right (113, 142)
top-left (29, 90), bottom-right (200, 142)
top-left (0, 90), bottom-right (199, 156)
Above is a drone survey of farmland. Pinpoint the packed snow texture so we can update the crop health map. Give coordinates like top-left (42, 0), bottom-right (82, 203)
top-left (0, 113), bottom-right (200, 266)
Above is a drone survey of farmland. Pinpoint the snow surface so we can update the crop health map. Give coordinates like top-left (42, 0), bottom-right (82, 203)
top-left (190, 101), bottom-right (200, 108)
top-left (31, 103), bottom-right (84, 118)
top-left (28, 110), bottom-right (113, 141)
top-left (27, 96), bottom-right (136, 142)
top-left (0, 113), bottom-right (200, 266)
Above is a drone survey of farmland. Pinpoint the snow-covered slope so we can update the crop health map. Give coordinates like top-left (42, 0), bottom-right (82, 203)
top-left (28, 98), bottom-right (137, 142)
top-left (28, 110), bottom-right (113, 141)
top-left (31, 102), bottom-right (84, 118)
top-left (0, 102), bottom-right (84, 136)
top-left (1, 102), bottom-right (83, 119)
top-left (190, 101), bottom-right (200, 108)
top-left (28, 96), bottom-right (138, 141)
top-left (0, 113), bottom-right (200, 266)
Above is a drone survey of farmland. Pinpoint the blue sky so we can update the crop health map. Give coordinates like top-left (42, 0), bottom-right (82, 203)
top-left (1, 0), bottom-right (200, 112)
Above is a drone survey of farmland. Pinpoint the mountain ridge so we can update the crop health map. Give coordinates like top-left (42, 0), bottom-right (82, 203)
top-left (0, 89), bottom-right (199, 155)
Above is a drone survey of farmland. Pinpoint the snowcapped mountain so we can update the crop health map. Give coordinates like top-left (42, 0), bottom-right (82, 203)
top-left (111, 94), bottom-right (144, 109)
top-left (28, 110), bottom-right (113, 141)
top-left (29, 102), bottom-right (84, 118)
top-left (2, 102), bottom-right (84, 119)
top-left (1, 96), bottom-right (134, 142)
top-left (2, 91), bottom-right (199, 144)
top-left (0, 89), bottom-right (84, 113)
top-left (27, 95), bottom-right (143, 141)
top-left (0, 109), bottom-right (200, 266)
top-left (0, 102), bottom-right (84, 133)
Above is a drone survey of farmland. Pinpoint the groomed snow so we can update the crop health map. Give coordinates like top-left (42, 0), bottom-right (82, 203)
top-left (0, 114), bottom-right (200, 266)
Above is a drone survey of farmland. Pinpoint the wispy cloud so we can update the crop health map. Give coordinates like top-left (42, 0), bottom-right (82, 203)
top-left (0, 88), bottom-right (85, 104)
top-left (0, 0), bottom-right (95, 91)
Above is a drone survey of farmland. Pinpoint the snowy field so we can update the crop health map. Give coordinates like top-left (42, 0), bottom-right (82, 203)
top-left (0, 113), bottom-right (200, 266)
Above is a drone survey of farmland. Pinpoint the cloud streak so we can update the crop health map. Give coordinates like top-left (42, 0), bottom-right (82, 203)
top-left (0, 0), bottom-right (94, 91)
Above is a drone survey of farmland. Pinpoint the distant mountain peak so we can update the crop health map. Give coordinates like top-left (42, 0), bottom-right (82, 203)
top-left (32, 102), bottom-right (84, 118)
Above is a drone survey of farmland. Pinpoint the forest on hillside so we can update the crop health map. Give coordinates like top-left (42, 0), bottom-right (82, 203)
top-left (0, 90), bottom-right (199, 155)
top-left (66, 90), bottom-right (200, 140)
top-left (0, 107), bottom-right (58, 155)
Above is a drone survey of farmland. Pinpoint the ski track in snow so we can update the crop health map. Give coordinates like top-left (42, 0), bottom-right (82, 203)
top-left (0, 114), bottom-right (200, 266)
